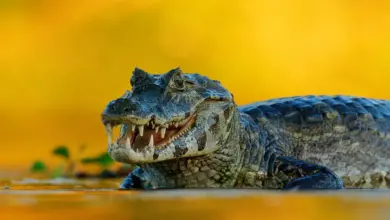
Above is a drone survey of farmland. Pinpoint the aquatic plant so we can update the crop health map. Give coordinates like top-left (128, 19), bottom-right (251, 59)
top-left (30, 144), bottom-right (133, 179)
top-left (30, 161), bottom-right (47, 173)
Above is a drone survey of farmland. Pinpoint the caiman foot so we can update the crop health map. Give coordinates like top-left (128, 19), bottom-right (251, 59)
top-left (274, 156), bottom-right (344, 190)
top-left (119, 167), bottom-right (150, 189)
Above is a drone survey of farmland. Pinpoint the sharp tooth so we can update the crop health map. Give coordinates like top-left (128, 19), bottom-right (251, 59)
top-left (148, 134), bottom-right (154, 147)
top-left (175, 122), bottom-right (179, 128)
top-left (155, 126), bottom-right (159, 133)
top-left (120, 125), bottom-right (127, 137)
top-left (107, 134), bottom-right (112, 145)
top-left (105, 123), bottom-right (112, 132)
top-left (161, 127), bottom-right (166, 138)
top-left (152, 123), bottom-right (155, 129)
top-left (105, 124), bottom-right (113, 146)
top-left (126, 137), bottom-right (131, 149)
top-left (138, 125), bottom-right (144, 137)
top-left (147, 121), bottom-right (150, 126)
top-left (168, 137), bottom-right (172, 143)
top-left (127, 140), bottom-right (145, 161)
top-left (131, 124), bottom-right (136, 132)
top-left (126, 135), bottom-right (155, 162)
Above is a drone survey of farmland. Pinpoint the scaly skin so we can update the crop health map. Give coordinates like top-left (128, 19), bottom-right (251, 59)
top-left (101, 68), bottom-right (390, 189)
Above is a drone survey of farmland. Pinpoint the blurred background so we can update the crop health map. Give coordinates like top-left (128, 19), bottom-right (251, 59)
top-left (1, 0), bottom-right (390, 178)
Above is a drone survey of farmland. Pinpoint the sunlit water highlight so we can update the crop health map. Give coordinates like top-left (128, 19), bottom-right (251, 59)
top-left (1, 178), bottom-right (390, 220)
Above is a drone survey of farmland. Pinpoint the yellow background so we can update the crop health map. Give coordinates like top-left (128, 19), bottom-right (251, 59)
top-left (1, 0), bottom-right (390, 173)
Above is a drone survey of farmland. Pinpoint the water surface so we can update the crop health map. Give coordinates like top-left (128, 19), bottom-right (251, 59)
top-left (1, 178), bottom-right (390, 220)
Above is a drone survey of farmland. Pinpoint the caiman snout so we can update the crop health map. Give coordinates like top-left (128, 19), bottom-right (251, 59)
top-left (101, 98), bottom-right (144, 124)
top-left (103, 98), bottom-right (140, 115)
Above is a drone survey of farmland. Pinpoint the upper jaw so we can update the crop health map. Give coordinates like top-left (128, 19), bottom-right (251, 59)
top-left (102, 113), bottom-right (192, 137)
top-left (101, 111), bottom-right (190, 126)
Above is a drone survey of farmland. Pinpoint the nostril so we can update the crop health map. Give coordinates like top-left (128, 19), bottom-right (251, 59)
top-left (110, 105), bottom-right (116, 111)
top-left (123, 107), bottom-right (130, 112)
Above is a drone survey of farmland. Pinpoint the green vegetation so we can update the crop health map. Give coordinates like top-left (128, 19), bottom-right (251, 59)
top-left (30, 161), bottom-right (47, 173)
top-left (80, 152), bottom-right (114, 169)
top-left (30, 144), bottom-right (133, 179)
top-left (52, 146), bottom-right (70, 159)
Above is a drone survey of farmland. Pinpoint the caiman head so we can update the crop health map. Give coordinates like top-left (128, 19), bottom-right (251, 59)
top-left (101, 67), bottom-right (237, 164)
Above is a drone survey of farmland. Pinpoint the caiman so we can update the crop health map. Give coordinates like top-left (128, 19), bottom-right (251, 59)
top-left (101, 68), bottom-right (390, 190)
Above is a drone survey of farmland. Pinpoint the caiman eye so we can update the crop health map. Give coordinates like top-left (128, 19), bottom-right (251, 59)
top-left (169, 77), bottom-right (196, 91)
top-left (167, 68), bottom-right (196, 91)
top-left (169, 76), bottom-right (185, 90)
top-left (169, 71), bottom-right (194, 90)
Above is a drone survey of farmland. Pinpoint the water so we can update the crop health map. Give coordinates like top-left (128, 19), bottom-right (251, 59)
top-left (1, 178), bottom-right (390, 220)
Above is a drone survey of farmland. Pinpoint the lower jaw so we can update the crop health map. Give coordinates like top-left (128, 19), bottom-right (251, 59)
top-left (108, 135), bottom-right (221, 165)
top-left (108, 141), bottom-right (154, 164)
top-left (109, 129), bottom-right (195, 164)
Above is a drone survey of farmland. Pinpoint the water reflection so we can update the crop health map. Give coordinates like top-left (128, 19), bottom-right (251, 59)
top-left (1, 179), bottom-right (390, 220)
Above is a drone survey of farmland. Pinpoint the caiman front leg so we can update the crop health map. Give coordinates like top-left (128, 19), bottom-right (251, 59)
top-left (120, 167), bottom-right (152, 189)
top-left (269, 156), bottom-right (344, 190)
